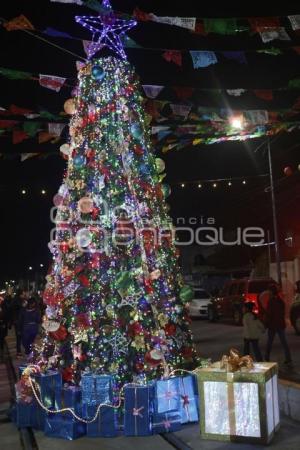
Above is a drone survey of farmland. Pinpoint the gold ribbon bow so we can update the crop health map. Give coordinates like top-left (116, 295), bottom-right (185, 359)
top-left (220, 348), bottom-right (254, 372)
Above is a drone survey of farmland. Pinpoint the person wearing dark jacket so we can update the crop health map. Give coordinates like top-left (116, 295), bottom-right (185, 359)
top-left (19, 298), bottom-right (41, 355)
top-left (0, 296), bottom-right (9, 362)
top-left (265, 285), bottom-right (292, 365)
top-left (10, 289), bottom-right (26, 358)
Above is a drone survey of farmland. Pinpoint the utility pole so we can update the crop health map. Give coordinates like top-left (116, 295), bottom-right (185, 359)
top-left (267, 138), bottom-right (282, 287)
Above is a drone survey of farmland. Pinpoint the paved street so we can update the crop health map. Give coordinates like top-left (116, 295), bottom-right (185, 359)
top-left (191, 319), bottom-right (300, 382)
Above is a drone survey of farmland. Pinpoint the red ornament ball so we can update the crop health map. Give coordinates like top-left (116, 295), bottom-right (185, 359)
top-left (133, 145), bottom-right (144, 156)
top-left (165, 323), bottom-right (176, 336)
top-left (76, 312), bottom-right (90, 328)
top-left (284, 166), bottom-right (293, 176)
top-left (181, 346), bottom-right (193, 359)
top-left (53, 194), bottom-right (64, 207)
top-left (78, 274), bottom-right (90, 287)
top-left (135, 362), bottom-right (144, 372)
top-left (128, 321), bottom-right (143, 336)
top-left (49, 325), bottom-right (68, 341)
top-left (145, 350), bottom-right (162, 367)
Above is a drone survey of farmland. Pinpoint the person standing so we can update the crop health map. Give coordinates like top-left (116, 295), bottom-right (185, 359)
top-left (10, 289), bottom-right (26, 358)
top-left (293, 280), bottom-right (300, 303)
top-left (265, 285), bottom-right (292, 365)
top-left (35, 291), bottom-right (46, 317)
top-left (243, 302), bottom-right (265, 361)
top-left (0, 296), bottom-right (9, 362)
top-left (19, 298), bottom-right (41, 355)
top-left (290, 280), bottom-right (300, 334)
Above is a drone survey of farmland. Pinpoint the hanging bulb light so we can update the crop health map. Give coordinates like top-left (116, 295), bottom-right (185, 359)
top-left (229, 115), bottom-right (244, 130)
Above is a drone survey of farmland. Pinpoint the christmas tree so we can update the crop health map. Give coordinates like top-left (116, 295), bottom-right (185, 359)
top-left (35, 2), bottom-right (197, 387)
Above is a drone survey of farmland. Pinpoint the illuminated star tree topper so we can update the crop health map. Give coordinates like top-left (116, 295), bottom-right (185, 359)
top-left (75, 0), bottom-right (137, 59)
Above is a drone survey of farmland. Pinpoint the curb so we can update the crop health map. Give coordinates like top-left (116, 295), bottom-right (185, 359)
top-left (278, 378), bottom-right (300, 422)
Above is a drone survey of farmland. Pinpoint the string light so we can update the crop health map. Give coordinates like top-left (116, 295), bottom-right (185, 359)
top-left (32, 56), bottom-right (197, 387)
top-left (173, 174), bottom-right (268, 189)
top-left (40, 264), bottom-right (44, 268)
top-left (28, 266), bottom-right (33, 271)
top-left (213, 183), bottom-right (217, 188)
top-left (14, 174), bottom-right (263, 196)
top-left (75, 0), bottom-right (137, 60)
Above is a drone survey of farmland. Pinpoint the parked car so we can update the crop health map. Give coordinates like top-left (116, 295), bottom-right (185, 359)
top-left (188, 288), bottom-right (212, 318)
top-left (208, 278), bottom-right (277, 325)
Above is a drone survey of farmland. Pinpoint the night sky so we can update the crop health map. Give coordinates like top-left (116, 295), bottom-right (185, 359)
top-left (1, 0), bottom-right (300, 281)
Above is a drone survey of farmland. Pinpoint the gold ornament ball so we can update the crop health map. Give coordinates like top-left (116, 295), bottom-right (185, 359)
top-left (102, 324), bottom-right (113, 334)
top-left (78, 197), bottom-right (94, 214)
top-left (155, 158), bottom-right (165, 174)
top-left (64, 98), bottom-right (76, 115)
top-left (150, 269), bottom-right (161, 280)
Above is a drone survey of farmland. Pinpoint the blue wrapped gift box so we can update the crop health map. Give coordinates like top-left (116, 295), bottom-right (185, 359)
top-left (83, 404), bottom-right (117, 437)
top-left (152, 411), bottom-right (182, 434)
top-left (16, 367), bottom-right (61, 429)
top-left (55, 385), bottom-right (82, 420)
top-left (178, 375), bottom-right (199, 424)
top-left (124, 384), bottom-right (154, 436)
top-left (81, 373), bottom-right (112, 406)
top-left (44, 416), bottom-right (86, 440)
top-left (155, 378), bottom-right (180, 413)
top-left (18, 367), bottom-right (62, 410)
top-left (14, 400), bottom-right (45, 430)
top-left (37, 370), bottom-right (62, 409)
